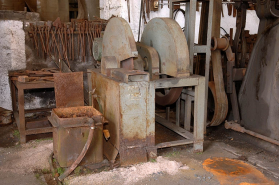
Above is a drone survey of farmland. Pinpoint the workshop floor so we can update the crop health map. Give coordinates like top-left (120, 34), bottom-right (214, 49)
top-left (0, 120), bottom-right (279, 185)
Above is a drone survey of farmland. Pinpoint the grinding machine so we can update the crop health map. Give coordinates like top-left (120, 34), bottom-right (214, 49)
top-left (88, 17), bottom-right (206, 165)
top-left (237, 0), bottom-right (279, 142)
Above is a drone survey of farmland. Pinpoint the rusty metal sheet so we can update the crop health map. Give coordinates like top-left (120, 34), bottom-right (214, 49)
top-left (119, 81), bottom-right (152, 165)
top-left (48, 106), bottom-right (104, 167)
top-left (88, 69), bottom-right (156, 165)
top-left (53, 72), bottom-right (84, 108)
top-left (89, 69), bottom-right (121, 163)
top-left (239, 11), bottom-right (279, 140)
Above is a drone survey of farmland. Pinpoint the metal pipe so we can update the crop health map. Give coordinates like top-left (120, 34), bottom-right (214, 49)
top-left (58, 125), bottom-right (95, 181)
top-left (138, 0), bottom-right (143, 42)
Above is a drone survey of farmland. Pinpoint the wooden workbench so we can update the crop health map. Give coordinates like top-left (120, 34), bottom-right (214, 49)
top-left (9, 69), bottom-right (59, 143)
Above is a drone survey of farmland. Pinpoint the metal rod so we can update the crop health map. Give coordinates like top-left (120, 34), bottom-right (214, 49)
top-left (225, 122), bottom-right (279, 146)
top-left (176, 97), bottom-right (180, 126)
top-left (138, 0), bottom-right (143, 42)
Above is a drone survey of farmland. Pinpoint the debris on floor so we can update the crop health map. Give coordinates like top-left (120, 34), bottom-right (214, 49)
top-left (65, 156), bottom-right (189, 185)
top-left (0, 140), bottom-right (52, 174)
top-left (0, 140), bottom-right (53, 185)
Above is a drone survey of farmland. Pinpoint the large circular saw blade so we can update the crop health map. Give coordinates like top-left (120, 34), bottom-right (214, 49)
top-left (141, 18), bottom-right (190, 77)
top-left (102, 17), bottom-right (138, 68)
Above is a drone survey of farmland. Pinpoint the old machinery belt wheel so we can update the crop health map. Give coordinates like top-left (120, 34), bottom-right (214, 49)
top-left (155, 75), bottom-right (183, 106)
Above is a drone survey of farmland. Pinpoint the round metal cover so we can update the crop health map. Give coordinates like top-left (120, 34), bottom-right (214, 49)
top-left (141, 18), bottom-right (190, 77)
top-left (102, 17), bottom-right (138, 67)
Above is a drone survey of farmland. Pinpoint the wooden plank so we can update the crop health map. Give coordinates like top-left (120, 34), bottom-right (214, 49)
top-left (14, 111), bottom-right (20, 129)
top-left (155, 115), bottom-right (193, 140)
top-left (25, 108), bottom-right (53, 113)
top-left (10, 80), bottom-right (17, 112)
top-left (156, 139), bottom-right (193, 149)
top-left (18, 87), bottom-right (26, 143)
top-left (15, 81), bottom-right (54, 90)
top-left (25, 127), bottom-right (53, 135)
top-left (26, 118), bottom-right (51, 129)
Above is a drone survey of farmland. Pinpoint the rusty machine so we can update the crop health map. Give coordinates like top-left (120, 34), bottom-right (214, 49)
top-left (213, 0), bottom-right (279, 147)
top-left (227, 0), bottom-right (279, 144)
top-left (88, 17), bottom-right (206, 165)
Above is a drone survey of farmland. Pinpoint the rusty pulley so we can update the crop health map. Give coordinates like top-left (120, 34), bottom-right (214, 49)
top-left (155, 87), bottom-right (183, 106)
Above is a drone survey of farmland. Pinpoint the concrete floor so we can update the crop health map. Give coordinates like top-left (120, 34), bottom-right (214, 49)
top-left (0, 121), bottom-right (279, 185)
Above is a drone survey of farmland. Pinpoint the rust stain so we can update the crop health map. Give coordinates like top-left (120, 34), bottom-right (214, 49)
top-left (50, 106), bottom-right (104, 167)
top-left (203, 157), bottom-right (274, 185)
top-left (53, 72), bottom-right (84, 108)
top-left (53, 106), bottom-right (102, 119)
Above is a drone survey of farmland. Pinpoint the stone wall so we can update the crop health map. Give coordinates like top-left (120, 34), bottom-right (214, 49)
top-left (0, 20), bottom-right (26, 110)
top-left (0, 11), bottom-right (57, 111)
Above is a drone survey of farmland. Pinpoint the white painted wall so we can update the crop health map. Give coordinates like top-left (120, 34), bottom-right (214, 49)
top-left (100, 1), bottom-right (260, 42)
top-left (220, 5), bottom-right (259, 37)
top-left (0, 20), bottom-right (26, 110)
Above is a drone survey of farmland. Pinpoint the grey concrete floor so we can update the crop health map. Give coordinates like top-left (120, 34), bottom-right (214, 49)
top-left (0, 122), bottom-right (279, 185)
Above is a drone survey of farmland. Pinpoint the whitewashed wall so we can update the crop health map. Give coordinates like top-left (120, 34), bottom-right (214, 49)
top-left (100, 1), bottom-right (259, 42)
top-left (0, 20), bottom-right (26, 110)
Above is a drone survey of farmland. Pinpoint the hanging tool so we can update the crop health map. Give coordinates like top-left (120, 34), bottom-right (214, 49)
top-left (78, 23), bottom-right (81, 58)
top-left (71, 26), bottom-right (74, 60)
top-left (38, 25), bottom-right (47, 54)
top-left (50, 27), bottom-right (62, 61)
top-left (86, 21), bottom-right (93, 56)
top-left (63, 23), bottom-right (68, 61)
top-left (82, 22), bottom-right (86, 62)
top-left (29, 24), bottom-right (39, 56)
top-left (46, 22), bottom-right (51, 55)
top-left (29, 18), bottom-right (108, 65)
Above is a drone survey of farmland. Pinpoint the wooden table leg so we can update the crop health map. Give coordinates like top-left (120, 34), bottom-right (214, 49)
top-left (10, 81), bottom-right (17, 112)
top-left (18, 86), bottom-right (26, 143)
